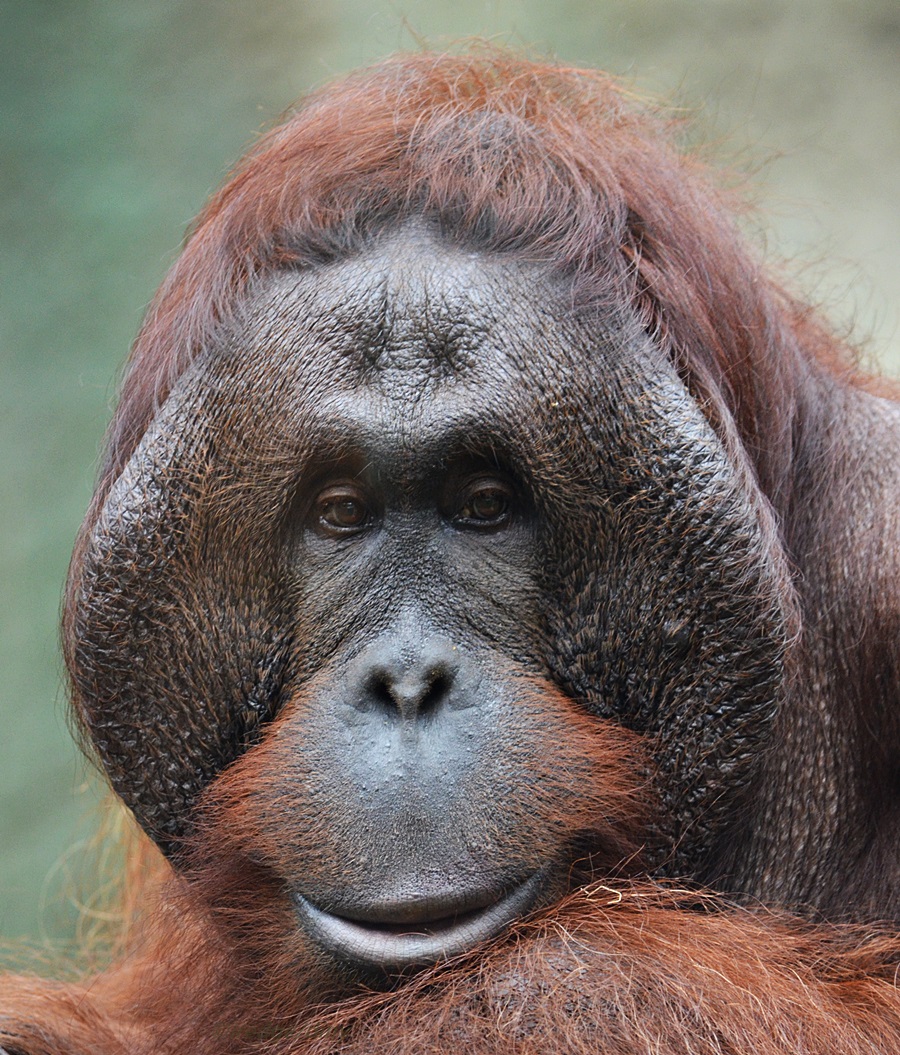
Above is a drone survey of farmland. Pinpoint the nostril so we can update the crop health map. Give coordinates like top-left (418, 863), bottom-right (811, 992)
top-left (364, 659), bottom-right (455, 719)
top-left (368, 674), bottom-right (396, 709)
top-left (419, 669), bottom-right (452, 713)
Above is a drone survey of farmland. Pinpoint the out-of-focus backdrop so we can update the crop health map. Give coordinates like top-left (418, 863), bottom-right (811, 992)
top-left (2, 0), bottom-right (898, 952)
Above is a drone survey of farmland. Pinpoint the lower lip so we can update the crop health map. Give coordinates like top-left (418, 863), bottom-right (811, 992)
top-left (294, 873), bottom-right (543, 969)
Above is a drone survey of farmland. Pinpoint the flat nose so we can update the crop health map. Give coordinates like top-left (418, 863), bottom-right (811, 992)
top-left (359, 640), bottom-right (459, 719)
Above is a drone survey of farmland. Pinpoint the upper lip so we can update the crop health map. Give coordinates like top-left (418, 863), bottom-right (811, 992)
top-left (294, 873), bottom-right (543, 969)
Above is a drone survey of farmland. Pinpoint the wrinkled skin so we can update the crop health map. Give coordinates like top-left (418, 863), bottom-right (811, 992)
top-left (70, 226), bottom-right (790, 981)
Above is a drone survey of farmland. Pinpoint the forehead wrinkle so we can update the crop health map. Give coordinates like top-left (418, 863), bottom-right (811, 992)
top-left (241, 235), bottom-right (580, 415)
top-left (266, 232), bottom-right (537, 387)
top-left (357, 251), bottom-right (497, 387)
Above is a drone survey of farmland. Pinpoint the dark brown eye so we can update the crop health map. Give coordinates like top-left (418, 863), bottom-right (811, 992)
top-left (454, 481), bottom-right (513, 530)
top-left (313, 486), bottom-right (371, 536)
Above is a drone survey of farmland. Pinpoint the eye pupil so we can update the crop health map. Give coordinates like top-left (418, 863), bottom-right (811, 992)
top-left (471, 491), bottom-right (504, 520)
top-left (313, 488), bottom-right (369, 535)
top-left (457, 483), bottom-right (512, 529)
top-left (327, 499), bottom-right (363, 526)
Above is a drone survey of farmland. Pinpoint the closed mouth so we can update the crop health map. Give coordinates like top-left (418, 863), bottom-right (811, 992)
top-left (294, 873), bottom-right (543, 969)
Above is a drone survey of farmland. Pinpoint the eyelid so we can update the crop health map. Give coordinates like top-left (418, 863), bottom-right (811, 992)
top-left (316, 482), bottom-right (365, 502)
top-left (458, 475), bottom-right (514, 502)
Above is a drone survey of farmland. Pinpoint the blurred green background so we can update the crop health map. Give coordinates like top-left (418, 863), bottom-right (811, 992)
top-left (2, 0), bottom-right (899, 952)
